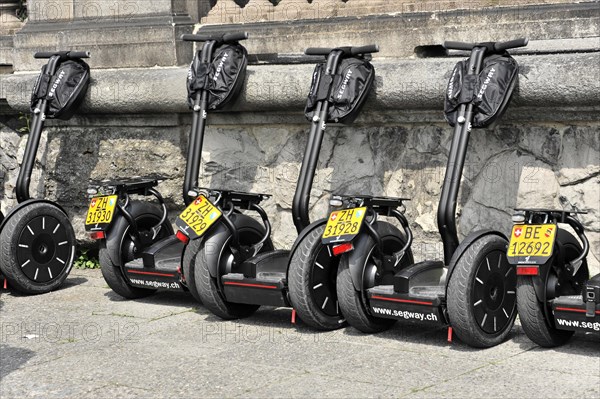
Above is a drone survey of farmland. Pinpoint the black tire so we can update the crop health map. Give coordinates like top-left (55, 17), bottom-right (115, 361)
top-left (194, 214), bottom-right (271, 320)
top-left (182, 238), bottom-right (203, 303)
top-left (516, 229), bottom-right (587, 347)
top-left (517, 277), bottom-right (574, 347)
top-left (0, 202), bottom-right (75, 294)
top-left (288, 224), bottom-right (344, 330)
top-left (100, 201), bottom-right (171, 299)
top-left (447, 234), bottom-right (517, 348)
top-left (337, 221), bottom-right (412, 333)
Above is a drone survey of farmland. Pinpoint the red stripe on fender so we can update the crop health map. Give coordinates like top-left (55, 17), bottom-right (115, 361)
top-left (127, 270), bottom-right (175, 278)
top-left (224, 281), bottom-right (278, 290)
top-left (371, 295), bottom-right (433, 306)
top-left (555, 306), bottom-right (600, 315)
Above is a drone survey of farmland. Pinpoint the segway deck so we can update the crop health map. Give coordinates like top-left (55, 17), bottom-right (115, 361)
top-left (551, 275), bottom-right (600, 332)
top-left (124, 236), bottom-right (185, 291)
top-left (367, 260), bottom-right (447, 324)
top-left (221, 250), bottom-right (290, 307)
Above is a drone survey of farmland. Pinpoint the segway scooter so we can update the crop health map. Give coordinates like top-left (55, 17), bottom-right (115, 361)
top-left (0, 50), bottom-right (90, 294)
top-left (189, 45), bottom-right (380, 330)
top-left (87, 32), bottom-right (252, 300)
top-left (509, 207), bottom-right (598, 347)
top-left (334, 38), bottom-right (529, 347)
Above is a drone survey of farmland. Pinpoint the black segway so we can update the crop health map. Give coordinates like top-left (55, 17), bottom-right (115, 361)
top-left (334, 39), bottom-right (529, 347)
top-left (188, 45), bottom-right (379, 330)
top-left (86, 32), bottom-right (251, 300)
top-left (509, 207), bottom-right (598, 346)
top-left (0, 51), bottom-right (90, 294)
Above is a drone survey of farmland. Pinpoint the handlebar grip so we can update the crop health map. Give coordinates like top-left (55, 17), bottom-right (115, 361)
top-left (305, 48), bottom-right (333, 56)
top-left (34, 51), bottom-right (62, 59)
top-left (34, 51), bottom-right (90, 59)
top-left (494, 37), bottom-right (529, 52)
top-left (305, 45), bottom-right (379, 56)
top-left (351, 44), bottom-right (379, 55)
top-left (181, 32), bottom-right (248, 43)
top-left (67, 51), bottom-right (91, 59)
top-left (181, 34), bottom-right (212, 42)
top-left (443, 41), bottom-right (476, 51)
top-left (222, 32), bottom-right (248, 42)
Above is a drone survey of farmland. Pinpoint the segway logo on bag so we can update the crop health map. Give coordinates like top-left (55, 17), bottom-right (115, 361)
top-left (213, 52), bottom-right (229, 82)
top-left (477, 68), bottom-right (496, 99)
top-left (336, 69), bottom-right (353, 100)
top-left (187, 63), bottom-right (193, 82)
top-left (447, 68), bottom-right (458, 98)
top-left (48, 70), bottom-right (66, 98)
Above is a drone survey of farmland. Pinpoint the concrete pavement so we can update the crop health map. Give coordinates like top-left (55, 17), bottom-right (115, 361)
top-left (1, 269), bottom-right (598, 398)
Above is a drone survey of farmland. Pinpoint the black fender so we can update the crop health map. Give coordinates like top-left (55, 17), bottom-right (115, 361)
top-left (104, 201), bottom-right (173, 267)
top-left (528, 228), bottom-right (587, 304)
top-left (344, 221), bottom-right (410, 291)
top-left (530, 259), bottom-right (555, 305)
top-left (201, 213), bottom-right (271, 279)
top-left (285, 218), bottom-right (328, 277)
top-left (445, 229), bottom-right (508, 293)
top-left (0, 199), bottom-right (69, 232)
top-left (346, 229), bottom-right (376, 291)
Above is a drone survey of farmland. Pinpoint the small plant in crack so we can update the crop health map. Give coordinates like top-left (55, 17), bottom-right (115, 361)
top-left (74, 248), bottom-right (101, 269)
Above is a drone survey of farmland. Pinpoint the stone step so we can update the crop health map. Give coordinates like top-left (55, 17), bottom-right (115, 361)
top-left (202, 0), bottom-right (577, 24)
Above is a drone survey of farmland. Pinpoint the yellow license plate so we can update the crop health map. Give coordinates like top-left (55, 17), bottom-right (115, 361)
top-left (322, 207), bottom-right (367, 244)
top-left (85, 195), bottom-right (118, 229)
top-left (176, 195), bottom-right (222, 239)
top-left (507, 224), bottom-right (556, 264)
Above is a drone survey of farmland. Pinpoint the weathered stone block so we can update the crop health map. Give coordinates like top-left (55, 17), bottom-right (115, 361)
top-left (3, 53), bottom-right (600, 115)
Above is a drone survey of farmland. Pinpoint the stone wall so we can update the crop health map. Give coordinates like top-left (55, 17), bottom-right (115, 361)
top-left (0, 1), bottom-right (599, 273)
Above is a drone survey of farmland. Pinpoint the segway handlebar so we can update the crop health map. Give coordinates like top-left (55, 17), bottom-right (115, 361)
top-left (181, 32), bottom-right (248, 43)
top-left (444, 38), bottom-right (528, 53)
top-left (494, 38), bottom-right (529, 52)
top-left (34, 51), bottom-right (90, 59)
top-left (305, 44), bottom-right (379, 56)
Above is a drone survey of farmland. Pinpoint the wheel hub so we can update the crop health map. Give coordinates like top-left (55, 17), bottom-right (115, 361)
top-left (32, 234), bottom-right (56, 264)
top-left (484, 273), bottom-right (505, 311)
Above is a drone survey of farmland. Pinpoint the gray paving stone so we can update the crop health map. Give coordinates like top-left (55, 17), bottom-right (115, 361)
top-left (1, 269), bottom-right (598, 398)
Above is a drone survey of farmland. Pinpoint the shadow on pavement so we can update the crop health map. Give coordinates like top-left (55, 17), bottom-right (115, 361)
top-left (102, 289), bottom-right (202, 310)
top-left (341, 319), bottom-right (496, 352)
top-left (0, 276), bottom-right (88, 297)
top-left (59, 277), bottom-right (88, 290)
top-left (94, 287), bottom-right (535, 353)
top-left (517, 332), bottom-right (600, 357)
top-left (201, 307), bottom-right (297, 328)
top-left (198, 305), bottom-right (525, 352)
top-left (0, 344), bottom-right (35, 382)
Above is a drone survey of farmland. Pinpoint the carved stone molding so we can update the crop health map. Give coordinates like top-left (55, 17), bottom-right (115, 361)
top-left (0, 0), bottom-right (25, 35)
top-left (200, 0), bottom-right (577, 24)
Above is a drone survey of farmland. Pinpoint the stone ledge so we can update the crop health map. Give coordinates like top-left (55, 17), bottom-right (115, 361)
top-left (199, 2), bottom-right (599, 59)
top-left (2, 52), bottom-right (599, 116)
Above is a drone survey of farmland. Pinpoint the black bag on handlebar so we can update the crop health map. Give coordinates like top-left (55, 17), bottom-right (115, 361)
top-left (305, 57), bottom-right (375, 124)
top-left (30, 59), bottom-right (90, 120)
top-left (187, 43), bottom-right (248, 110)
top-left (445, 54), bottom-right (518, 128)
